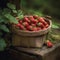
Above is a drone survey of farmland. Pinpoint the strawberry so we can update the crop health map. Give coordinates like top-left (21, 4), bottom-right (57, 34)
top-left (30, 18), bottom-right (38, 24)
top-left (19, 20), bottom-right (23, 24)
top-left (24, 17), bottom-right (30, 23)
top-left (33, 15), bottom-right (38, 19)
top-left (28, 16), bottom-right (35, 22)
top-left (44, 21), bottom-right (48, 25)
top-left (37, 22), bottom-right (44, 28)
top-left (16, 23), bottom-right (21, 27)
top-left (46, 40), bottom-right (53, 48)
top-left (19, 24), bottom-right (25, 30)
top-left (26, 25), bottom-right (33, 31)
top-left (32, 27), bottom-right (38, 31)
top-left (37, 27), bottom-right (41, 31)
top-left (38, 17), bottom-right (45, 23)
top-left (42, 27), bottom-right (46, 30)
top-left (45, 24), bottom-right (49, 28)
top-left (28, 16), bottom-right (34, 19)
top-left (23, 22), bottom-right (29, 27)
top-left (33, 19), bottom-right (38, 24)
top-left (31, 24), bottom-right (36, 27)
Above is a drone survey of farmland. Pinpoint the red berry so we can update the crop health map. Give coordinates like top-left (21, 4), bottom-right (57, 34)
top-left (23, 22), bottom-right (29, 27)
top-left (16, 23), bottom-right (20, 27)
top-left (37, 27), bottom-right (41, 31)
top-left (33, 19), bottom-right (38, 24)
top-left (42, 27), bottom-right (46, 30)
top-left (43, 21), bottom-right (48, 25)
top-left (29, 16), bottom-right (34, 19)
top-left (47, 40), bottom-right (53, 48)
top-left (32, 27), bottom-right (38, 31)
top-left (45, 24), bottom-right (49, 28)
top-left (30, 19), bottom-right (38, 24)
top-left (38, 17), bottom-right (48, 25)
top-left (28, 16), bottom-right (35, 22)
top-left (24, 17), bottom-right (30, 23)
top-left (33, 15), bottom-right (38, 19)
top-left (38, 17), bottom-right (45, 23)
top-left (37, 22), bottom-right (44, 28)
top-left (31, 24), bottom-right (36, 27)
top-left (26, 25), bottom-right (33, 31)
top-left (19, 24), bottom-right (25, 30)
top-left (19, 20), bottom-right (22, 24)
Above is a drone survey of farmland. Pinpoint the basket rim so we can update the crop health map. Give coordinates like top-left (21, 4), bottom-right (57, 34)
top-left (11, 19), bottom-right (52, 36)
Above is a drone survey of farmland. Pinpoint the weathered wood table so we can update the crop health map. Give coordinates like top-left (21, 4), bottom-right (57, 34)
top-left (8, 43), bottom-right (60, 60)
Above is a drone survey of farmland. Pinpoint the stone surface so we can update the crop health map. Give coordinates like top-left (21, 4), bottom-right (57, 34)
top-left (8, 43), bottom-right (60, 60)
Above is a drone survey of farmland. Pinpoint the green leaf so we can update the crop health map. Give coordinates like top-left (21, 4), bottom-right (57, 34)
top-left (12, 10), bottom-right (17, 13)
top-left (17, 10), bottom-right (23, 14)
top-left (52, 24), bottom-right (59, 29)
top-left (7, 3), bottom-right (16, 10)
top-left (0, 25), bottom-right (9, 32)
top-left (17, 10), bottom-right (24, 19)
top-left (0, 16), bottom-right (4, 23)
top-left (0, 38), bottom-right (6, 51)
top-left (18, 15), bottom-right (24, 19)
top-left (3, 8), bottom-right (11, 14)
top-left (4, 14), bottom-right (18, 24)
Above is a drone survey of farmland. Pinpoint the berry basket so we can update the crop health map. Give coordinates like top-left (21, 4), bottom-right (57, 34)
top-left (11, 16), bottom-right (52, 48)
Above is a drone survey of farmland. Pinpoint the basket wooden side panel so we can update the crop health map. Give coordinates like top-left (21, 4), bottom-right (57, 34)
top-left (12, 34), bottom-right (47, 48)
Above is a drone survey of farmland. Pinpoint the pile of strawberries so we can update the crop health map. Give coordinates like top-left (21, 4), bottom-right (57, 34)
top-left (16, 15), bottom-right (49, 31)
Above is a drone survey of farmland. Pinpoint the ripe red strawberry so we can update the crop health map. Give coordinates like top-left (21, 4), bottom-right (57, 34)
top-left (31, 24), bottom-right (36, 27)
top-left (37, 22), bottom-right (44, 28)
top-left (38, 17), bottom-right (47, 25)
top-left (23, 22), bottom-right (29, 27)
top-left (45, 24), bottom-right (49, 28)
top-left (33, 15), bottom-right (38, 19)
top-left (37, 27), bottom-right (41, 31)
top-left (19, 20), bottom-right (22, 24)
top-left (30, 18), bottom-right (38, 24)
top-left (18, 23), bottom-right (25, 30)
top-left (28, 16), bottom-right (35, 22)
top-left (33, 19), bottom-right (38, 24)
top-left (32, 27), bottom-right (38, 31)
top-left (24, 17), bottom-right (30, 23)
top-left (28, 16), bottom-right (34, 19)
top-left (16, 23), bottom-right (21, 27)
top-left (42, 27), bottom-right (46, 30)
top-left (26, 25), bottom-right (33, 31)
top-left (46, 40), bottom-right (53, 48)
top-left (44, 21), bottom-right (48, 25)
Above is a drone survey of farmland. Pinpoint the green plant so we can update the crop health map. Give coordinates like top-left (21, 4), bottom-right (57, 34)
top-left (0, 3), bottom-right (24, 51)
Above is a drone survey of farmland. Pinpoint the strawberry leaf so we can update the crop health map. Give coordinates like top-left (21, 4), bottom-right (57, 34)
top-left (17, 10), bottom-right (24, 19)
top-left (4, 14), bottom-right (18, 24)
top-left (0, 25), bottom-right (9, 32)
top-left (7, 3), bottom-right (16, 10)
top-left (0, 38), bottom-right (6, 51)
top-left (52, 24), bottom-right (59, 29)
top-left (12, 10), bottom-right (17, 13)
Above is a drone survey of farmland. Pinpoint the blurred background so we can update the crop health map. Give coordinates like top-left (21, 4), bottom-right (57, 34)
top-left (0, 0), bottom-right (60, 18)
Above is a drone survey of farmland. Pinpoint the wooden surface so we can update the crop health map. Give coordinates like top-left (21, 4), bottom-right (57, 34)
top-left (11, 43), bottom-right (60, 56)
top-left (9, 43), bottom-right (60, 60)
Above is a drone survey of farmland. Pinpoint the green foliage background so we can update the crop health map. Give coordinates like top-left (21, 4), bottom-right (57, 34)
top-left (21, 0), bottom-right (60, 18)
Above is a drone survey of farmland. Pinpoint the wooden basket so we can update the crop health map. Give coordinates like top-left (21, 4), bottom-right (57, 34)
top-left (11, 19), bottom-right (52, 48)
